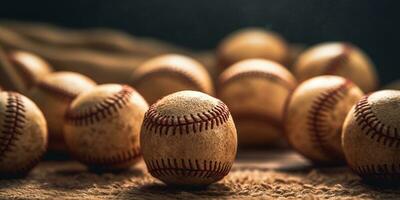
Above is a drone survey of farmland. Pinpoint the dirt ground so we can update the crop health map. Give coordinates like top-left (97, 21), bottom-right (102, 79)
top-left (0, 150), bottom-right (399, 200)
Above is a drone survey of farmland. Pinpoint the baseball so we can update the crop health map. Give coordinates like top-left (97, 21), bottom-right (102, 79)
top-left (0, 91), bottom-right (47, 177)
top-left (7, 50), bottom-right (53, 93)
top-left (293, 42), bottom-right (378, 93)
top-left (285, 76), bottom-right (364, 163)
top-left (29, 71), bottom-right (96, 152)
top-left (218, 59), bottom-right (297, 147)
top-left (130, 54), bottom-right (214, 104)
top-left (64, 84), bottom-right (148, 170)
top-left (141, 90), bottom-right (237, 186)
top-left (342, 90), bottom-right (400, 183)
top-left (217, 28), bottom-right (289, 68)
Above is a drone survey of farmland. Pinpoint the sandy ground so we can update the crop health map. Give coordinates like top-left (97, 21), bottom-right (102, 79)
top-left (0, 150), bottom-right (399, 200)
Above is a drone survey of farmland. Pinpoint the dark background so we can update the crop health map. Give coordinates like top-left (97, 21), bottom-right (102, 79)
top-left (0, 0), bottom-right (398, 84)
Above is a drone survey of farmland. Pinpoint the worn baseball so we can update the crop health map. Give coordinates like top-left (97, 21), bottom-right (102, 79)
top-left (0, 91), bottom-right (47, 177)
top-left (64, 84), bottom-right (148, 170)
top-left (285, 76), bottom-right (364, 163)
top-left (141, 90), bottom-right (237, 186)
top-left (7, 50), bottom-right (53, 92)
top-left (293, 42), bottom-right (378, 92)
top-left (218, 59), bottom-right (297, 147)
top-left (29, 71), bottom-right (96, 152)
top-left (130, 54), bottom-right (214, 104)
top-left (217, 28), bottom-right (289, 68)
top-left (342, 90), bottom-right (400, 182)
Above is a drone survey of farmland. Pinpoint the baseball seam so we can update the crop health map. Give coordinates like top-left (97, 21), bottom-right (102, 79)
top-left (145, 158), bottom-right (232, 179)
top-left (219, 70), bottom-right (295, 91)
top-left (71, 146), bottom-right (141, 167)
top-left (142, 101), bottom-right (230, 135)
top-left (354, 95), bottom-right (400, 148)
top-left (65, 85), bottom-right (134, 126)
top-left (0, 92), bottom-right (26, 160)
top-left (37, 81), bottom-right (79, 101)
top-left (353, 163), bottom-right (400, 180)
top-left (132, 67), bottom-right (208, 93)
top-left (324, 43), bottom-right (352, 74)
top-left (307, 81), bottom-right (351, 159)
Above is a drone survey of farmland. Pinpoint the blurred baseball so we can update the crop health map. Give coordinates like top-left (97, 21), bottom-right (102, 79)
top-left (218, 59), bottom-right (297, 147)
top-left (7, 50), bottom-right (53, 93)
top-left (285, 76), bottom-right (364, 163)
top-left (131, 54), bottom-right (214, 104)
top-left (64, 84), bottom-right (148, 170)
top-left (293, 42), bottom-right (378, 92)
top-left (217, 28), bottom-right (289, 68)
top-left (342, 90), bottom-right (400, 182)
top-left (29, 71), bottom-right (96, 152)
top-left (286, 43), bottom-right (306, 69)
top-left (141, 90), bottom-right (237, 186)
top-left (0, 91), bottom-right (47, 177)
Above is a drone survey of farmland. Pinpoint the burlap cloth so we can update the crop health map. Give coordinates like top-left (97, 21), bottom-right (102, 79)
top-left (0, 150), bottom-right (399, 199)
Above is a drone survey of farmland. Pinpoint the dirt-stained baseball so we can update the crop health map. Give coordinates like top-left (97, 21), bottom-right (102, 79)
top-left (7, 50), bottom-right (53, 93)
top-left (218, 59), bottom-right (297, 147)
top-left (342, 90), bottom-right (400, 183)
top-left (293, 42), bottom-right (378, 92)
top-left (28, 71), bottom-right (96, 152)
top-left (130, 54), bottom-right (214, 104)
top-left (285, 76), bottom-right (364, 163)
top-left (217, 28), bottom-right (289, 68)
top-left (0, 91), bottom-right (47, 177)
top-left (64, 84), bottom-right (148, 170)
top-left (141, 90), bottom-right (237, 186)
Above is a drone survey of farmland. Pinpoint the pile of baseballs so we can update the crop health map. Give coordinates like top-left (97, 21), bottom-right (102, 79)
top-left (0, 27), bottom-right (398, 186)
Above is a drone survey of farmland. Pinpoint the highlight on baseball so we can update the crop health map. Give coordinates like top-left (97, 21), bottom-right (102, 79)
top-left (64, 84), bottom-right (148, 170)
top-left (218, 58), bottom-right (297, 147)
top-left (342, 90), bottom-right (400, 183)
top-left (285, 75), bottom-right (364, 164)
top-left (141, 90), bottom-right (237, 186)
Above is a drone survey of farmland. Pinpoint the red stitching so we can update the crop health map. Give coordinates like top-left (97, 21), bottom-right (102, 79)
top-left (65, 85), bottom-right (134, 126)
top-left (0, 92), bottom-right (26, 160)
top-left (132, 67), bottom-right (208, 92)
top-left (307, 81), bottom-right (351, 159)
top-left (324, 43), bottom-right (353, 74)
top-left (145, 158), bottom-right (232, 180)
top-left (219, 70), bottom-right (295, 92)
top-left (71, 146), bottom-right (141, 167)
top-left (142, 101), bottom-right (230, 136)
top-left (354, 95), bottom-right (400, 148)
top-left (37, 81), bottom-right (78, 101)
top-left (353, 164), bottom-right (400, 180)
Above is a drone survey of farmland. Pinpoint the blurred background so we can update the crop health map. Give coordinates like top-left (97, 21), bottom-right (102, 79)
top-left (0, 0), bottom-right (398, 84)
